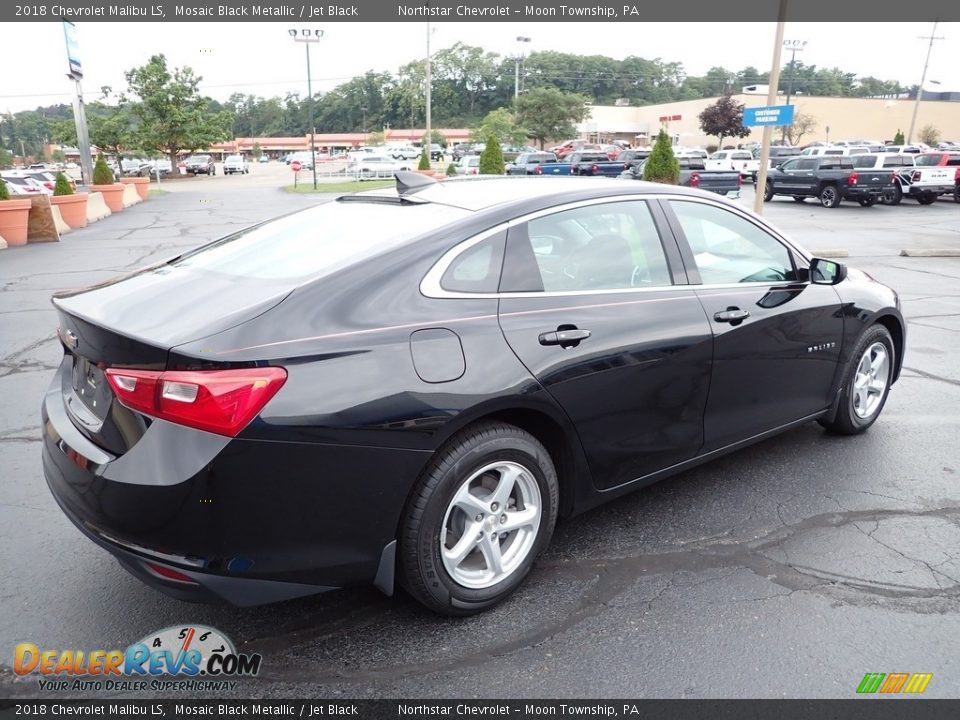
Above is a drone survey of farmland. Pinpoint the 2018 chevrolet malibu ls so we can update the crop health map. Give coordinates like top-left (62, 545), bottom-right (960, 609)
top-left (42, 174), bottom-right (905, 615)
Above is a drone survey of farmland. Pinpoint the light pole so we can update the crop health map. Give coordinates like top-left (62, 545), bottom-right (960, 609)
top-left (781, 39), bottom-right (806, 143)
top-left (289, 28), bottom-right (323, 189)
top-left (425, 22), bottom-right (431, 156)
top-left (753, 0), bottom-right (788, 215)
top-left (514, 36), bottom-right (532, 99)
top-left (907, 22), bottom-right (944, 144)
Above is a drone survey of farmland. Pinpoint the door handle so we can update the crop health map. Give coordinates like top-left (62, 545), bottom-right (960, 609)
top-left (713, 308), bottom-right (750, 324)
top-left (538, 328), bottom-right (591, 347)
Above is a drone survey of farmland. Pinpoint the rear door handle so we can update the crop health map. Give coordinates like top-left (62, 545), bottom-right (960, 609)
top-left (713, 309), bottom-right (750, 323)
top-left (539, 328), bottom-right (591, 347)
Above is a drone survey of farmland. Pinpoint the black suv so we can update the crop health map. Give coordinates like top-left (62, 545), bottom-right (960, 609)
top-left (184, 154), bottom-right (216, 175)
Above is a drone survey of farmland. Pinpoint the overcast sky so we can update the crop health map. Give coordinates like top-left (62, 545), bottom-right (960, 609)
top-left (3, 22), bottom-right (958, 113)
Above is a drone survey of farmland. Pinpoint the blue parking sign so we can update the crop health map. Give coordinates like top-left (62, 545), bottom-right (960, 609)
top-left (743, 105), bottom-right (795, 127)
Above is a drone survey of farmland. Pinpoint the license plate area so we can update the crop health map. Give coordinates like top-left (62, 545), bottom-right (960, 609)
top-left (66, 355), bottom-right (112, 428)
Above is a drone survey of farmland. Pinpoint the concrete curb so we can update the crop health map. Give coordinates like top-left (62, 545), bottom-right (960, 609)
top-left (810, 249), bottom-right (849, 258)
top-left (900, 248), bottom-right (960, 257)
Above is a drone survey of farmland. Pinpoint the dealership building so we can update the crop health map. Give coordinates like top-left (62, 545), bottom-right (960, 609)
top-left (578, 93), bottom-right (960, 148)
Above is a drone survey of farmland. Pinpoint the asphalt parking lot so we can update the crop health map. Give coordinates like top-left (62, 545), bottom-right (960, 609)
top-left (1, 177), bottom-right (958, 699)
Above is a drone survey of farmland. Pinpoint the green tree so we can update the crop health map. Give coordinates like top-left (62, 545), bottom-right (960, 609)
top-left (513, 88), bottom-right (589, 149)
top-left (252, 142), bottom-right (262, 159)
top-left (418, 149), bottom-right (431, 170)
top-left (893, 129), bottom-right (905, 145)
top-left (446, 161), bottom-right (458, 176)
top-left (124, 54), bottom-right (232, 168)
top-left (51, 149), bottom-right (66, 163)
top-left (479, 134), bottom-right (504, 174)
top-left (785, 112), bottom-right (817, 146)
top-left (53, 172), bottom-right (74, 196)
top-left (918, 125), bottom-right (940, 146)
top-left (643, 130), bottom-right (679, 184)
top-left (0, 147), bottom-right (13, 169)
top-left (92, 154), bottom-right (114, 185)
top-left (0, 176), bottom-right (9, 200)
top-left (471, 108), bottom-right (527, 147)
top-left (698, 95), bottom-right (750, 149)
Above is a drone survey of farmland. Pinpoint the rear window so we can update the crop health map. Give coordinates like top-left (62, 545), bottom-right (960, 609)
top-left (173, 201), bottom-right (469, 281)
top-left (914, 154), bottom-right (945, 166)
top-left (851, 155), bottom-right (877, 168)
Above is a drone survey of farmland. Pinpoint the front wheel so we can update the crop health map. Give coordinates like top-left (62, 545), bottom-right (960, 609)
top-left (882, 183), bottom-right (903, 205)
top-left (763, 182), bottom-right (774, 202)
top-left (819, 325), bottom-right (895, 435)
top-left (819, 184), bottom-right (841, 208)
top-left (399, 422), bottom-right (559, 615)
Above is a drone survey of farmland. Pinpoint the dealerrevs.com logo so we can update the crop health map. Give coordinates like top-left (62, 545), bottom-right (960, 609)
top-left (14, 625), bottom-right (262, 693)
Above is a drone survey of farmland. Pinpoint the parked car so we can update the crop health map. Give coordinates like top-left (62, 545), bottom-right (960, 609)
top-left (706, 150), bottom-right (761, 179)
top-left (1, 177), bottom-right (33, 195)
top-left (184, 155), bottom-right (216, 175)
top-left (567, 151), bottom-right (613, 176)
top-left (121, 158), bottom-right (154, 177)
top-left (763, 155), bottom-right (893, 207)
top-left (288, 151), bottom-right (316, 170)
top-left (349, 155), bottom-right (412, 178)
top-left (850, 153), bottom-right (913, 203)
top-left (451, 143), bottom-right (476, 162)
top-left (42, 173), bottom-right (905, 614)
top-left (223, 155), bottom-right (250, 175)
top-left (622, 158), bottom-right (741, 198)
top-left (456, 156), bottom-right (481, 175)
top-left (617, 149), bottom-right (651, 171)
top-left (258, 155), bottom-right (270, 163)
top-left (506, 152), bottom-right (559, 175)
top-left (888, 152), bottom-right (960, 205)
top-left (1, 172), bottom-right (49, 195)
top-left (428, 144), bottom-right (445, 162)
top-left (389, 146), bottom-right (421, 161)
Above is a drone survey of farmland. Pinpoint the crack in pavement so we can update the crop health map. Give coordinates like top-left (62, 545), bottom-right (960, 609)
top-left (902, 366), bottom-right (960, 388)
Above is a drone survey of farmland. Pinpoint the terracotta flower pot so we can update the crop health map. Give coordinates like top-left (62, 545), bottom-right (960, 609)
top-left (49, 193), bottom-right (89, 229)
top-left (90, 183), bottom-right (125, 213)
top-left (120, 177), bottom-right (150, 201)
top-left (0, 198), bottom-right (32, 246)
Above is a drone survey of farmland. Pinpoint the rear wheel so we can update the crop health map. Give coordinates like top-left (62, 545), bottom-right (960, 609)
top-left (955, 185), bottom-right (960, 203)
top-left (883, 183), bottom-right (903, 205)
top-left (819, 184), bottom-right (841, 208)
top-left (916, 193), bottom-right (937, 205)
top-left (819, 325), bottom-right (895, 435)
top-left (763, 182), bottom-right (774, 202)
top-left (399, 422), bottom-right (559, 615)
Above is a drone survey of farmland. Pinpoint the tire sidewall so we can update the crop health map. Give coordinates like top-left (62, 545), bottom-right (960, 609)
top-left (412, 433), bottom-right (558, 612)
top-left (820, 185), bottom-right (840, 208)
top-left (840, 326), bottom-right (895, 432)
top-left (764, 182), bottom-right (774, 202)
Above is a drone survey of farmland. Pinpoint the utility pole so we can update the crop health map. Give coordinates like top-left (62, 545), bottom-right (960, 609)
top-left (753, 1), bottom-right (788, 215)
top-left (61, 22), bottom-right (93, 186)
top-left (425, 22), bottom-right (431, 155)
top-left (514, 36), bottom-right (532, 99)
top-left (290, 28), bottom-right (323, 189)
top-left (906, 22), bottom-right (944, 144)
top-left (781, 39), bottom-right (806, 143)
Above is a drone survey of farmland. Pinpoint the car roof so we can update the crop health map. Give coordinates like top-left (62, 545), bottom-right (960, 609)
top-left (350, 176), bottom-right (710, 213)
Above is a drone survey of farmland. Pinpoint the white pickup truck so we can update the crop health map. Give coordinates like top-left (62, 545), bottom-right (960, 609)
top-left (888, 152), bottom-right (960, 205)
top-left (705, 150), bottom-right (760, 180)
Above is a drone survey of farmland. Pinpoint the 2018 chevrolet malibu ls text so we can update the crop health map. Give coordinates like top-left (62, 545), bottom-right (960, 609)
top-left (42, 174), bottom-right (905, 615)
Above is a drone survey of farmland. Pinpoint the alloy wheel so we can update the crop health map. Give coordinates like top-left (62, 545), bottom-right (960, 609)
top-left (852, 342), bottom-right (890, 419)
top-left (439, 461), bottom-right (542, 589)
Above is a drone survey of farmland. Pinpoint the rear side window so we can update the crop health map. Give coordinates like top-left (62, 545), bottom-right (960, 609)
top-left (851, 156), bottom-right (876, 168)
top-left (882, 156), bottom-right (910, 167)
top-left (440, 231), bottom-right (506, 293)
top-left (174, 201), bottom-right (469, 281)
top-left (501, 201), bottom-right (672, 293)
top-left (914, 154), bottom-right (945, 166)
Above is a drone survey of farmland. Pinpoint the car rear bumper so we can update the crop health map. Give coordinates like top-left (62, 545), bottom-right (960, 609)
top-left (906, 184), bottom-right (954, 195)
top-left (843, 187), bottom-right (886, 199)
top-left (41, 372), bottom-right (429, 605)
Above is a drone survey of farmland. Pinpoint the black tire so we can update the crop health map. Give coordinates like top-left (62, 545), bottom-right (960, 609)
top-left (916, 193), bottom-right (936, 205)
top-left (819, 184), bottom-right (841, 208)
top-left (954, 185), bottom-right (960, 203)
top-left (792, 196), bottom-right (806, 203)
top-left (883, 183), bottom-right (903, 205)
top-left (763, 182), bottom-right (774, 202)
top-left (858, 197), bottom-right (877, 207)
top-left (399, 422), bottom-right (559, 615)
top-left (819, 324), bottom-right (895, 436)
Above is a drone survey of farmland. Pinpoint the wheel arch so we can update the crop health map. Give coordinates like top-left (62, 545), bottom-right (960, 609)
top-left (873, 312), bottom-right (905, 383)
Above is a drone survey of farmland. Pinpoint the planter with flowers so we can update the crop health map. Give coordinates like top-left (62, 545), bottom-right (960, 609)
top-left (49, 172), bottom-right (88, 229)
top-left (89, 155), bottom-right (125, 213)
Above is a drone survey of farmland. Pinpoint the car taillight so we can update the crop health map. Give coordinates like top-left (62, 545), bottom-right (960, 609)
top-left (955, 167), bottom-right (960, 182)
top-left (737, 174), bottom-right (743, 187)
top-left (105, 367), bottom-right (287, 437)
top-left (44, 182), bottom-right (54, 190)
top-left (690, 172), bottom-right (700, 188)
top-left (848, 172), bottom-right (859, 186)
top-left (534, 165), bottom-right (543, 175)
top-left (891, 173), bottom-right (897, 185)
top-left (591, 164), bottom-right (599, 174)
top-left (912, 170), bottom-right (922, 182)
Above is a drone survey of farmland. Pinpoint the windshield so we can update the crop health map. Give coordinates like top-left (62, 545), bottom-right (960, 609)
top-left (172, 201), bottom-right (470, 281)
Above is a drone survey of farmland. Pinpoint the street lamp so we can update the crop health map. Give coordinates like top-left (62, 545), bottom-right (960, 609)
top-left (907, 22), bottom-right (944, 144)
top-left (781, 39), bottom-right (807, 143)
top-left (514, 36), bottom-right (532, 99)
top-left (288, 28), bottom-right (324, 189)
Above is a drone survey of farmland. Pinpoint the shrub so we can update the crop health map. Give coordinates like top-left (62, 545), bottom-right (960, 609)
top-left (418, 150), bottom-right (431, 171)
top-left (893, 129), bottom-right (905, 145)
top-left (446, 162), bottom-right (458, 177)
top-left (0, 178), bottom-right (9, 201)
top-left (53, 172), bottom-right (74, 196)
top-left (479, 135), bottom-right (504, 175)
top-left (706, 144), bottom-right (718, 154)
top-left (643, 129), bottom-right (680, 184)
top-left (92, 154), bottom-right (114, 185)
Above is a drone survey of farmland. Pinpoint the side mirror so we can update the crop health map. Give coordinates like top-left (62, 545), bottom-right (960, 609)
top-left (809, 257), bottom-right (847, 285)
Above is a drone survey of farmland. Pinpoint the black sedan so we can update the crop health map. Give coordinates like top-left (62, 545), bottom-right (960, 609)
top-left (42, 174), bottom-right (905, 615)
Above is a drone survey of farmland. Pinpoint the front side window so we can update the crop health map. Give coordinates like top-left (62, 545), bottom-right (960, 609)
top-left (501, 201), bottom-right (673, 293)
top-left (670, 201), bottom-right (797, 285)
